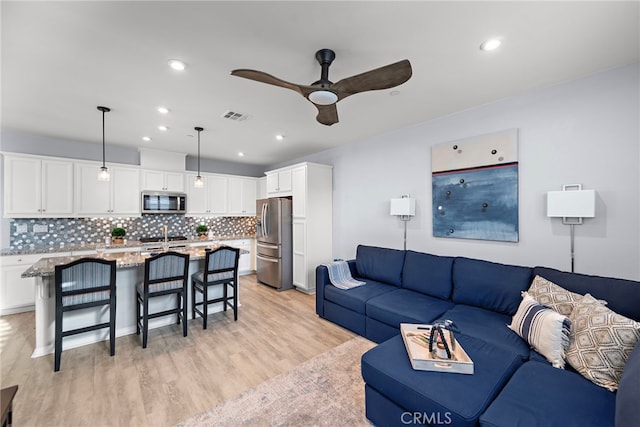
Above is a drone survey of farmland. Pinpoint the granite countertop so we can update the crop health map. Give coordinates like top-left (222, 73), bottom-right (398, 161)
top-left (1, 235), bottom-right (256, 257)
top-left (21, 244), bottom-right (250, 278)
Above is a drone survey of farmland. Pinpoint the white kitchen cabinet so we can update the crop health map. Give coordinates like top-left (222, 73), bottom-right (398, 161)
top-left (3, 155), bottom-right (74, 217)
top-left (292, 166), bottom-right (307, 218)
top-left (189, 239), bottom-right (254, 275)
top-left (257, 177), bottom-right (267, 199)
top-left (0, 254), bottom-right (44, 315)
top-left (288, 162), bottom-right (333, 293)
top-left (185, 173), bottom-right (228, 215)
top-left (266, 168), bottom-right (292, 197)
top-left (225, 238), bottom-right (254, 275)
top-left (75, 162), bottom-right (140, 215)
top-left (228, 177), bottom-right (257, 215)
top-left (141, 170), bottom-right (184, 192)
top-left (292, 220), bottom-right (307, 287)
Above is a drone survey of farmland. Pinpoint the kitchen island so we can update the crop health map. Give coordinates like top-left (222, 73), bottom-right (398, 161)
top-left (21, 245), bottom-right (246, 358)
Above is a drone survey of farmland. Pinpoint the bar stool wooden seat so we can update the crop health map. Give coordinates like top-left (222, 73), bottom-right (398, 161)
top-left (191, 246), bottom-right (240, 329)
top-left (136, 251), bottom-right (189, 348)
top-left (54, 258), bottom-right (117, 372)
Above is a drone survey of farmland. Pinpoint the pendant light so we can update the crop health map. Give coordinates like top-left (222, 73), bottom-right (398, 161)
top-left (97, 106), bottom-right (111, 181)
top-left (194, 126), bottom-right (204, 188)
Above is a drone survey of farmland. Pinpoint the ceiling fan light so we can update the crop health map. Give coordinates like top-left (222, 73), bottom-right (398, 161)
top-left (308, 90), bottom-right (338, 105)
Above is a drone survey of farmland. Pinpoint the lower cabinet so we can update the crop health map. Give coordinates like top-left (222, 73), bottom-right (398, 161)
top-left (225, 239), bottom-right (254, 275)
top-left (292, 220), bottom-right (310, 292)
top-left (0, 254), bottom-right (44, 315)
top-left (190, 239), bottom-right (255, 276)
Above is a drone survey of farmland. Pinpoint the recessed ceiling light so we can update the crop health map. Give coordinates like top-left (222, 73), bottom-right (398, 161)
top-left (275, 134), bottom-right (284, 141)
top-left (142, 136), bottom-right (152, 142)
top-left (158, 125), bottom-right (168, 131)
top-left (480, 39), bottom-right (502, 51)
top-left (238, 152), bottom-right (245, 157)
top-left (168, 59), bottom-right (186, 71)
top-left (157, 106), bottom-right (170, 114)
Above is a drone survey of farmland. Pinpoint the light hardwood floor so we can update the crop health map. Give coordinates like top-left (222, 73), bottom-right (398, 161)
top-left (0, 274), bottom-right (356, 426)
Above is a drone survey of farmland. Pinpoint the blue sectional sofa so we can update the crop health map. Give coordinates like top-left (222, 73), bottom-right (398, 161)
top-left (315, 245), bottom-right (640, 427)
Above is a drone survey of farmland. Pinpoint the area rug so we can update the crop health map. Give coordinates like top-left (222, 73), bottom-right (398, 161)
top-left (178, 336), bottom-right (376, 427)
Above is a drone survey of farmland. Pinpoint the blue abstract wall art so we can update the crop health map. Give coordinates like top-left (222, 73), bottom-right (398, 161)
top-left (432, 129), bottom-right (519, 242)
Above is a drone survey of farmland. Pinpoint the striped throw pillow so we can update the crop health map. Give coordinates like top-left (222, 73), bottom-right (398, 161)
top-left (509, 292), bottom-right (572, 368)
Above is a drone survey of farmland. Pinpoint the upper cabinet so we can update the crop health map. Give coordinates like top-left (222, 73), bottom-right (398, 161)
top-left (3, 153), bottom-right (260, 218)
top-left (257, 177), bottom-right (267, 200)
top-left (140, 170), bottom-right (184, 192)
top-left (3, 155), bottom-right (74, 218)
top-left (266, 168), bottom-right (292, 197)
top-left (75, 162), bottom-right (140, 216)
top-left (185, 173), bottom-right (228, 215)
top-left (228, 177), bottom-right (257, 215)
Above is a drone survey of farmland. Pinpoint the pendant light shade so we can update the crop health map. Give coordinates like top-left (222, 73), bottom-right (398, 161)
top-left (194, 127), bottom-right (204, 188)
top-left (97, 106), bottom-right (111, 181)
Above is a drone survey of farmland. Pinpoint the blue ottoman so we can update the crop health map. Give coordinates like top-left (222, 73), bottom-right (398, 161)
top-left (361, 334), bottom-right (524, 427)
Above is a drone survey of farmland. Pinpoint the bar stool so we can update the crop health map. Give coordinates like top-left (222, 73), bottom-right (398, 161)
top-left (136, 251), bottom-right (189, 348)
top-left (54, 258), bottom-right (117, 372)
top-left (191, 246), bottom-right (240, 329)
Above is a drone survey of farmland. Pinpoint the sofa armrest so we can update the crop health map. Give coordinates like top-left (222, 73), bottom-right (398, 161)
top-left (616, 340), bottom-right (640, 426)
top-left (315, 265), bottom-right (330, 317)
top-left (347, 259), bottom-right (357, 277)
top-left (315, 259), bottom-right (357, 317)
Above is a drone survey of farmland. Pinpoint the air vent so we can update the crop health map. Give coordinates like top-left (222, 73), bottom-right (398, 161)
top-left (221, 110), bottom-right (249, 121)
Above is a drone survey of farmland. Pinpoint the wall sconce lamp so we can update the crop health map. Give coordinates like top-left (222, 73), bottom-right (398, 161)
top-left (390, 195), bottom-right (416, 250)
top-left (547, 184), bottom-right (595, 272)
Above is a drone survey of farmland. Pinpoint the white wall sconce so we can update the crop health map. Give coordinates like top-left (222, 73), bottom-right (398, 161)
top-left (547, 184), bottom-right (596, 272)
top-left (390, 195), bottom-right (416, 250)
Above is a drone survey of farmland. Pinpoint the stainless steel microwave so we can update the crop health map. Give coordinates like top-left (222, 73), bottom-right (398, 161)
top-left (141, 191), bottom-right (187, 214)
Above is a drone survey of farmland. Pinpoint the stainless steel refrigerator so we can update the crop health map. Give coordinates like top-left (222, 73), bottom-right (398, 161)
top-left (256, 197), bottom-right (293, 291)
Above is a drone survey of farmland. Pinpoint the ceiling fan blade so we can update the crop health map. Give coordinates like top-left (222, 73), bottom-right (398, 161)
top-left (332, 59), bottom-right (412, 100)
top-left (231, 69), bottom-right (316, 97)
top-left (315, 104), bottom-right (339, 126)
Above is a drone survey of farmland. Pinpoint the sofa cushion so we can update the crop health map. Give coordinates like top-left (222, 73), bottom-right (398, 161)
top-left (362, 334), bottom-right (523, 427)
top-left (401, 250), bottom-right (454, 299)
top-left (355, 245), bottom-right (405, 286)
top-left (616, 341), bottom-right (640, 427)
top-left (323, 278), bottom-right (396, 314)
top-left (508, 292), bottom-right (571, 368)
top-left (366, 289), bottom-right (454, 328)
top-left (533, 267), bottom-right (640, 321)
top-left (440, 304), bottom-right (530, 359)
top-left (452, 257), bottom-right (532, 315)
top-left (566, 293), bottom-right (640, 391)
top-left (480, 361), bottom-right (616, 427)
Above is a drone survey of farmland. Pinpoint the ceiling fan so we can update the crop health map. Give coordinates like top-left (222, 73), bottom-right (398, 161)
top-left (230, 49), bottom-right (412, 126)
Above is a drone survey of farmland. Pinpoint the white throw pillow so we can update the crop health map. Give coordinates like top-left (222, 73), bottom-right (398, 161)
top-left (509, 292), bottom-right (572, 368)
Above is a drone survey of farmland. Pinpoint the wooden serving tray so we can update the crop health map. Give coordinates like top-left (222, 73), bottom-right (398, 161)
top-left (400, 323), bottom-right (474, 374)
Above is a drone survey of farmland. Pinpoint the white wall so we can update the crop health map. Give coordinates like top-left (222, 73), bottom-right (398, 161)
top-left (280, 64), bottom-right (640, 281)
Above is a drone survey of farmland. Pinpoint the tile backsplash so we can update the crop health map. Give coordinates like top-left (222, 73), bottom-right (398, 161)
top-left (9, 215), bottom-right (257, 250)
